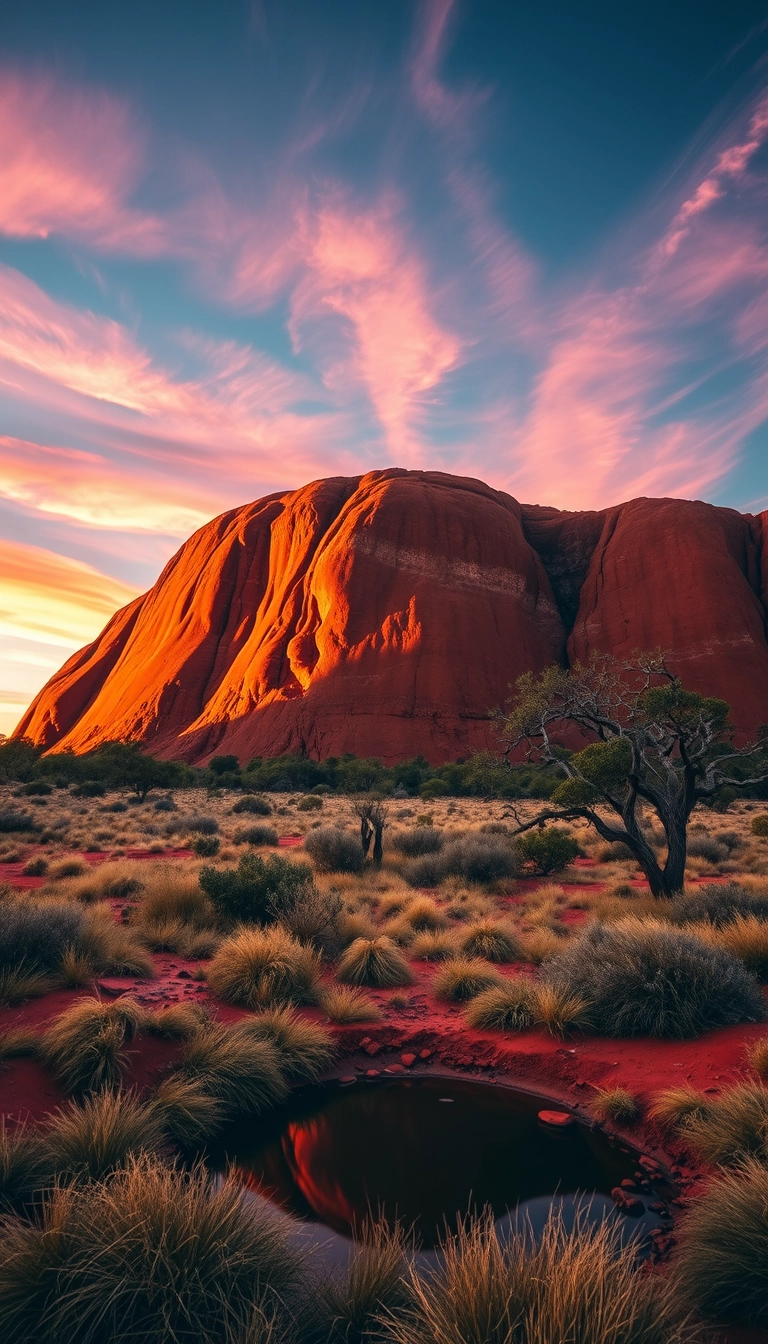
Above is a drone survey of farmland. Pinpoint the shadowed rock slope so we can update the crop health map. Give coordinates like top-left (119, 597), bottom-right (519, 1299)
top-left (17, 470), bottom-right (768, 764)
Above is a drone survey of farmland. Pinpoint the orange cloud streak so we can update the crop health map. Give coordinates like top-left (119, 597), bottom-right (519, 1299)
top-left (0, 539), bottom-right (140, 648)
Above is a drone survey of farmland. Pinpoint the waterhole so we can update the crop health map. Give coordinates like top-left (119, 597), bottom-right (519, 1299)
top-left (212, 1076), bottom-right (671, 1250)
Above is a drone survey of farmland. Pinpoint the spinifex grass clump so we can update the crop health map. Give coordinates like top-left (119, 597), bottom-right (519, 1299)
top-left (432, 958), bottom-right (503, 1002)
top-left (459, 920), bottom-right (520, 963)
top-left (206, 925), bottom-right (322, 1008)
top-left (0, 1120), bottom-right (51, 1213)
top-left (238, 1006), bottom-right (335, 1081)
top-left (41, 998), bottom-right (147, 1095)
top-left (319, 1221), bottom-right (411, 1344)
top-left (336, 936), bottom-right (414, 988)
top-left (0, 1155), bottom-right (303, 1344)
top-left (591, 1088), bottom-right (641, 1126)
top-left (544, 917), bottom-right (765, 1038)
top-left (304, 826), bottom-right (365, 873)
top-left (177, 1023), bottom-right (288, 1118)
top-left (674, 1157), bottom-right (768, 1329)
top-left (44, 1089), bottom-right (166, 1183)
top-left (321, 986), bottom-right (382, 1023)
top-left (670, 882), bottom-right (768, 927)
top-left (465, 979), bottom-right (537, 1030)
top-left (683, 1082), bottom-right (768, 1165)
top-left (383, 1209), bottom-right (688, 1344)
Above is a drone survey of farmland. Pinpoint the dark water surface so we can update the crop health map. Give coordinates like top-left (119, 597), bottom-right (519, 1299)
top-left (212, 1076), bottom-right (663, 1249)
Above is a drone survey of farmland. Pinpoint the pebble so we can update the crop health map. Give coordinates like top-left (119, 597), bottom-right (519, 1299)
top-left (339, 1075), bottom-right (357, 1086)
top-left (386, 1064), bottom-right (406, 1075)
top-left (365, 1069), bottom-right (380, 1078)
top-left (538, 1109), bottom-right (575, 1128)
top-left (419, 1049), bottom-right (432, 1060)
top-left (611, 1187), bottom-right (644, 1216)
top-left (401, 1053), bottom-right (416, 1067)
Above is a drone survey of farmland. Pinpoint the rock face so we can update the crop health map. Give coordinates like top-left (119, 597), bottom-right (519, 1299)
top-left (17, 470), bottom-right (768, 764)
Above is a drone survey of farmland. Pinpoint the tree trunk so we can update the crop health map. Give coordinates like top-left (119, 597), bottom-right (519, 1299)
top-left (360, 818), bottom-right (372, 857)
top-left (373, 824), bottom-right (383, 866)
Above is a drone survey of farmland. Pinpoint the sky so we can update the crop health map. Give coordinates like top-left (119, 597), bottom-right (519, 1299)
top-left (2, 0), bottom-right (768, 736)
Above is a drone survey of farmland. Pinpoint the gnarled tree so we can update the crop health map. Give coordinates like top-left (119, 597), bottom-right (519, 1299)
top-left (498, 653), bottom-right (768, 898)
top-left (353, 796), bottom-right (389, 866)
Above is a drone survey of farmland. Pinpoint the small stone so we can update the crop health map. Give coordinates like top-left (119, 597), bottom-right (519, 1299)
top-left (339, 1075), bottom-right (357, 1085)
top-left (401, 1052), bottom-right (416, 1067)
top-left (611, 1187), bottom-right (643, 1216)
top-left (176, 969), bottom-right (192, 979)
top-left (419, 1049), bottom-right (432, 1060)
top-left (365, 1069), bottom-right (380, 1078)
top-left (620, 1179), bottom-right (637, 1190)
top-left (386, 1063), bottom-right (406, 1074)
top-left (538, 1109), bottom-right (575, 1128)
top-left (363, 1041), bottom-right (381, 1057)
top-left (638, 1156), bottom-right (661, 1174)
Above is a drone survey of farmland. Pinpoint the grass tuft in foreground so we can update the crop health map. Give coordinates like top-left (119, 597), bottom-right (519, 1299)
top-left (44, 1088), bottom-right (166, 1183)
top-left (432, 958), bottom-right (503, 1002)
top-left (41, 998), bottom-right (146, 1095)
top-left (237, 1007), bottom-right (335, 1082)
top-left (674, 1156), bottom-right (768, 1328)
top-left (177, 1023), bottom-right (288, 1118)
top-left (590, 1087), bottom-right (640, 1126)
top-left (318, 1220), bottom-right (411, 1343)
top-left (206, 925), bottom-right (322, 1009)
top-left (465, 980), bottom-right (537, 1031)
top-left (336, 937), bottom-right (414, 988)
top-left (321, 985), bottom-right (383, 1023)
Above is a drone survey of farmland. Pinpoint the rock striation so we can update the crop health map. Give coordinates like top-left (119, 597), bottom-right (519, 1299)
top-left (17, 470), bottom-right (768, 764)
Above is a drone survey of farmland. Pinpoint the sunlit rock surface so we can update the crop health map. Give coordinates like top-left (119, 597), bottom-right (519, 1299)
top-left (17, 469), bottom-right (768, 763)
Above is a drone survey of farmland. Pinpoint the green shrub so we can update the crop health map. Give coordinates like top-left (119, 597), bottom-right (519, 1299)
top-left (206, 925), bottom-right (321, 1008)
top-left (232, 795), bottom-right (272, 815)
top-left (751, 814), bottom-right (768, 837)
top-left (0, 1155), bottom-right (302, 1344)
top-left (192, 834), bottom-right (220, 857)
top-left (234, 823), bottom-right (279, 847)
top-left (545, 918), bottom-right (765, 1038)
top-left (199, 851), bottom-right (314, 924)
top-left (336, 937), bottom-right (414, 988)
top-left (304, 826), bottom-right (365, 873)
top-left (185, 814), bottom-right (219, 835)
top-left (297, 794), bottom-right (323, 811)
top-left (675, 1156), bottom-right (768, 1328)
top-left (518, 827), bottom-right (580, 875)
top-left (0, 809), bottom-right (38, 833)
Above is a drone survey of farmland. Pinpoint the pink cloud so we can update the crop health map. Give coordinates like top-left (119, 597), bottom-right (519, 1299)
top-left (0, 69), bottom-right (166, 253)
top-left (0, 538), bottom-right (140, 648)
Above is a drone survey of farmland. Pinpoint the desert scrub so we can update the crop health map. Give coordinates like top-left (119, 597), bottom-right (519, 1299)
top-left (544, 917), bottom-right (765, 1038)
top-left (400, 896), bottom-right (447, 932)
top-left (0, 898), bottom-right (83, 982)
top-left (143, 1001), bottom-right (211, 1040)
top-left (465, 979), bottom-right (537, 1031)
top-left (336, 936), bottom-right (414, 988)
top-left (199, 850), bottom-right (315, 924)
top-left (238, 1006), bottom-right (335, 1081)
top-left (233, 823), bottom-right (279, 847)
top-left (705, 915), bottom-right (768, 979)
top-left (391, 826), bottom-right (444, 857)
top-left (232, 794), bottom-right (272, 815)
top-left (648, 1086), bottom-right (713, 1132)
top-left (0, 1154), bottom-right (303, 1344)
top-left (670, 881), bottom-right (768, 927)
top-left (304, 826), bottom-right (365, 873)
top-left (459, 919), bottom-right (520, 963)
top-left (517, 826), bottom-right (580, 875)
top-left (440, 834), bottom-right (519, 884)
top-left (591, 1087), bottom-right (640, 1126)
top-left (410, 930), bottom-right (458, 961)
top-left (519, 927), bottom-right (563, 964)
top-left (0, 1120), bottom-right (52, 1212)
top-left (41, 998), bottom-right (146, 1095)
top-left (206, 925), bottom-right (321, 1008)
top-left (44, 1088), bottom-right (166, 1183)
top-left (534, 984), bottom-right (591, 1037)
top-left (432, 957), bottom-right (503, 1002)
top-left (683, 1082), bottom-right (768, 1165)
top-left (152, 1075), bottom-right (224, 1147)
top-left (322, 985), bottom-right (382, 1023)
top-left (383, 1208), bottom-right (689, 1344)
top-left (746, 1035), bottom-right (768, 1079)
top-left (674, 1156), bottom-right (768, 1329)
top-left (177, 1022), bottom-right (288, 1117)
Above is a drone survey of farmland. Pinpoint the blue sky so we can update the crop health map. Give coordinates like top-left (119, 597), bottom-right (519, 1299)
top-left (1, 0), bottom-right (768, 732)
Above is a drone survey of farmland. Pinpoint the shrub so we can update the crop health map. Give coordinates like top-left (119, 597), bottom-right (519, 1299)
top-left (670, 882), bottom-right (768, 927)
top-left (135, 870), bottom-right (215, 931)
top-left (206, 925), bottom-right (321, 1008)
top-left (675, 1156), bottom-right (768, 1328)
top-left (0, 1155), bottom-right (302, 1344)
top-left (410, 931), bottom-right (458, 961)
top-left (103, 800), bottom-right (128, 813)
top-left (441, 835), bottom-right (519, 884)
top-left (0, 962), bottom-right (53, 1005)
top-left (297, 794), bottom-right (323, 811)
top-left (534, 984), bottom-right (591, 1038)
top-left (518, 827), bottom-right (580, 875)
top-left (232, 794), bottom-right (273, 815)
top-left (238, 1006), bottom-right (335, 1081)
top-left (591, 1087), bottom-right (640, 1126)
top-left (304, 826), bottom-right (365, 873)
top-left (234, 823), bottom-right (279, 847)
top-left (0, 899), bottom-right (84, 975)
top-left (519, 927), bottom-right (562, 964)
top-left (322, 986), bottom-right (382, 1023)
top-left (192, 834), bottom-right (220, 857)
top-left (336, 937), bottom-right (414, 988)
top-left (459, 920), bottom-right (520, 963)
top-left (401, 896), bottom-right (446, 932)
top-left (152, 795), bottom-right (177, 812)
top-left (185, 814), bottom-right (219, 835)
top-left (44, 1088), bottom-right (165, 1182)
top-left (402, 852), bottom-right (446, 888)
top-left (41, 998), bottom-right (146, 1095)
top-left (72, 780), bottom-right (106, 797)
top-left (20, 781), bottom-right (52, 796)
top-left (144, 1002), bottom-right (211, 1040)
top-left (751, 813), bottom-right (768, 837)
top-left (177, 1023), bottom-right (288, 1116)
top-left (393, 827), bottom-right (444, 857)
top-left (465, 980), bottom-right (537, 1031)
top-left (199, 851), bottom-right (315, 924)
top-left (0, 809), bottom-right (38, 833)
top-left (544, 918), bottom-right (766, 1038)
top-left (432, 958), bottom-right (503, 1002)
top-left (708, 915), bottom-right (768, 979)
top-left (51, 859), bottom-right (87, 878)
top-left (684, 1082), bottom-right (768, 1165)
top-left (384, 1208), bottom-right (687, 1344)
top-left (686, 834), bottom-right (728, 862)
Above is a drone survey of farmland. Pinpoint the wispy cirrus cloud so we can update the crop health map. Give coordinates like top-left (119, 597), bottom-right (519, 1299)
top-left (0, 538), bottom-right (140, 648)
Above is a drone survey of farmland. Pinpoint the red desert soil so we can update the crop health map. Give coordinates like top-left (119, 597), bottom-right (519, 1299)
top-left (16, 469), bottom-right (768, 764)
